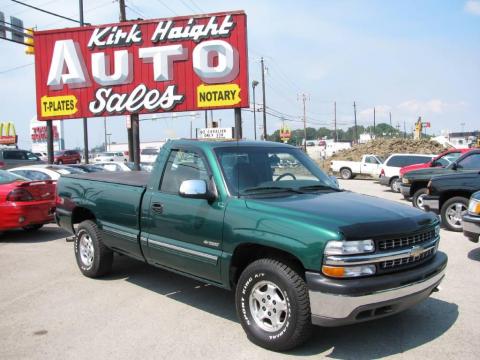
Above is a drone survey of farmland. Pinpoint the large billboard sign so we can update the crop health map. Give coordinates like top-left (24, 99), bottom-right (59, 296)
top-left (34, 11), bottom-right (249, 121)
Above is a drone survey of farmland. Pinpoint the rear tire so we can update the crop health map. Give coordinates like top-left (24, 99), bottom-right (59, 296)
top-left (441, 197), bottom-right (468, 232)
top-left (235, 258), bottom-right (312, 351)
top-left (340, 168), bottom-right (353, 180)
top-left (75, 220), bottom-right (113, 278)
top-left (390, 177), bottom-right (400, 192)
top-left (412, 188), bottom-right (428, 210)
top-left (58, 160), bottom-right (63, 165)
top-left (22, 224), bottom-right (44, 231)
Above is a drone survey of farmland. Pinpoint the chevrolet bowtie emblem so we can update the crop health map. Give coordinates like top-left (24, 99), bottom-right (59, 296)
top-left (410, 245), bottom-right (423, 258)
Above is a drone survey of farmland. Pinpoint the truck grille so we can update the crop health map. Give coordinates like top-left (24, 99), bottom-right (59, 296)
top-left (378, 228), bottom-right (436, 251)
top-left (380, 247), bottom-right (435, 270)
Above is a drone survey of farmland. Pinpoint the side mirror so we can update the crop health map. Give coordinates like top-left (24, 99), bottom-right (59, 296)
top-left (430, 160), bottom-right (436, 167)
top-left (179, 179), bottom-right (216, 201)
top-left (451, 162), bottom-right (458, 171)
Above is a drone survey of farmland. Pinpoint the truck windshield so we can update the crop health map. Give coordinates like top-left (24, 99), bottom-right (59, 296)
top-left (215, 146), bottom-right (338, 196)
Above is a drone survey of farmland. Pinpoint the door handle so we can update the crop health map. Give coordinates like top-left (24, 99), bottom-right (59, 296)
top-left (151, 202), bottom-right (163, 214)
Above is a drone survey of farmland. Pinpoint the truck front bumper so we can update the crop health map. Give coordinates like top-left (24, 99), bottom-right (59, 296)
top-left (378, 175), bottom-right (391, 186)
top-left (400, 184), bottom-right (411, 198)
top-left (462, 214), bottom-right (480, 243)
top-left (422, 195), bottom-right (440, 213)
top-left (306, 251), bottom-right (447, 327)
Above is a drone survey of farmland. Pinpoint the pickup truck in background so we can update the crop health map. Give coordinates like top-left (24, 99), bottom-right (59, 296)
top-left (330, 154), bottom-right (383, 179)
top-left (463, 191), bottom-right (480, 242)
top-left (422, 171), bottom-right (480, 231)
top-left (56, 140), bottom-right (447, 351)
top-left (401, 149), bottom-right (480, 211)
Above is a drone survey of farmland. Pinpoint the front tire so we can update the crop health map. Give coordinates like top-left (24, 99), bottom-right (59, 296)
top-left (412, 188), bottom-right (428, 210)
top-left (441, 197), bottom-right (468, 232)
top-left (75, 220), bottom-right (113, 278)
top-left (235, 259), bottom-right (312, 351)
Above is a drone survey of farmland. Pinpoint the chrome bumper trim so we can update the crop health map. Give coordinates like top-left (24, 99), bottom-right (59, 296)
top-left (309, 268), bottom-right (445, 320)
top-left (423, 199), bottom-right (440, 212)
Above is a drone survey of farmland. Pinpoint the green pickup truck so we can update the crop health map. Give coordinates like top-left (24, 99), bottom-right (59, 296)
top-left (56, 140), bottom-right (447, 351)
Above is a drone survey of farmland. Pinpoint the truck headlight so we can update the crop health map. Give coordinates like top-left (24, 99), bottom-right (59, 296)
top-left (468, 198), bottom-right (480, 215)
top-left (402, 178), bottom-right (410, 184)
top-left (322, 264), bottom-right (376, 278)
top-left (324, 239), bottom-right (375, 255)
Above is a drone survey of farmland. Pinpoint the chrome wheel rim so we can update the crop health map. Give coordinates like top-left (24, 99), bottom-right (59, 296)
top-left (416, 194), bottom-right (427, 210)
top-left (249, 280), bottom-right (288, 332)
top-left (445, 203), bottom-right (467, 229)
top-left (341, 169), bottom-right (350, 179)
top-left (79, 233), bottom-right (94, 267)
top-left (392, 180), bottom-right (400, 192)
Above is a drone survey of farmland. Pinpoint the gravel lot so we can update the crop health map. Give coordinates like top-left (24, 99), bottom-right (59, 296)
top-left (1, 179), bottom-right (479, 359)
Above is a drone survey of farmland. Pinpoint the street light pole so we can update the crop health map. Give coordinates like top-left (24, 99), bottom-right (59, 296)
top-left (79, 0), bottom-right (89, 163)
top-left (260, 57), bottom-right (267, 140)
top-left (252, 80), bottom-right (259, 140)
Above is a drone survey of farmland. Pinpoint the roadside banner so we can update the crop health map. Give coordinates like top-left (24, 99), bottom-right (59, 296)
top-left (33, 11), bottom-right (249, 121)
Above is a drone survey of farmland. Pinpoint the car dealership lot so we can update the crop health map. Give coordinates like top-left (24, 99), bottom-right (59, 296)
top-left (0, 179), bottom-right (479, 360)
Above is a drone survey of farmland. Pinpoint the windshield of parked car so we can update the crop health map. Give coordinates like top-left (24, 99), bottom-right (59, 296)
top-left (141, 148), bottom-right (159, 155)
top-left (0, 170), bottom-right (27, 184)
top-left (215, 146), bottom-right (339, 196)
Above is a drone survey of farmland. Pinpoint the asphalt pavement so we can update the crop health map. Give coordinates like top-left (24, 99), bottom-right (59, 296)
top-left (0, 179), bottom-right (479, 359)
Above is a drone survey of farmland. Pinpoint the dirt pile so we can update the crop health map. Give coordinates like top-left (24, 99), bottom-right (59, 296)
top-left (329, 139), bottom-right (448, 161)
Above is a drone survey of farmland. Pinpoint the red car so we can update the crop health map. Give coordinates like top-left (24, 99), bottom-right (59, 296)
top-left (399, 148), bottom-right (471, 177)
top-left (0, 170), bottom-right (56, 235)
top-left (54, 150), bottom-right (82, 165)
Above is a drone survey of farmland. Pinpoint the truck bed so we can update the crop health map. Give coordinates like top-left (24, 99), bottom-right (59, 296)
top-left (65, 171), bottom-right (149, 187)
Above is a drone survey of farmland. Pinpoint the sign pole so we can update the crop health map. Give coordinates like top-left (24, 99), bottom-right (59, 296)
top-left (46, 120), bottom-right (54, 164)
top-left (132, 113), bottom-right (140, 170)
top-left (234, 108), bottom-right (242, 139)
top-left (78, 0), bottom-right (89, 163)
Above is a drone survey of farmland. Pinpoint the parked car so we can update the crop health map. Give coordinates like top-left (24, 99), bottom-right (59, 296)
top-left (399, 148), bottom-right (470, 177)
top-left (68, 164), bottom-right (106, 173)
top-left (56, 140), bottom-right (446, 351)
top-left (8, 164), bottom-right (86, 181)
top-left (0, 170), bottom-right (56, 235)
top-left (378, 153), bottom-right (435, 192)
top-left (330, 154), bottom-right (383, 179)
top-left (93, 152), bottom-right (126, 163)
top-left (94, 161), bottom-right (132, 172)
top-left (422, 171), bottom-right (480, 231)
top-left (0, 148), bottom-right (44, 170)
top-left (401, 149), bottom-right (480, 210)
top-left (140, 147), bottom-right (160, 164)
top-left (34, 152), bottom-right (48, 161)
top-left (54, 150), bottom-right (82, 164)
top-left (463, 191), bottom-right (480, 242)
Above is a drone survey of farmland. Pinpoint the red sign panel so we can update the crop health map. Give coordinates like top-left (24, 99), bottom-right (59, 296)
top-left (0, 136), bottom-right (17, 145)
top-left (34, 11), bottom-right (249, 121)
top-left (31, 125), bottom-right (59, 142)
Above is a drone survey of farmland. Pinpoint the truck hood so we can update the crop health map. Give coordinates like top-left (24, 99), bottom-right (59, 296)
top-left (403, 166), bottom-right (456, 180)
top-left (400, 162), bottom-right (431, 176)
top-left (245, 191), bottom-right (437, 239)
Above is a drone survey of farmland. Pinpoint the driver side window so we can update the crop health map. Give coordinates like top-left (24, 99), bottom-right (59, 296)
top-left (160, 149), bottom-right (209, 194)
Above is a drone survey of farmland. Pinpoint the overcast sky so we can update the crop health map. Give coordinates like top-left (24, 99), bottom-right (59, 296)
top-left (0, 0), bottom-right (479, 149)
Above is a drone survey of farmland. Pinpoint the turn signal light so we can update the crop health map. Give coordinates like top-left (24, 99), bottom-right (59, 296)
top-left (322, 264), bottom-right (376, 278)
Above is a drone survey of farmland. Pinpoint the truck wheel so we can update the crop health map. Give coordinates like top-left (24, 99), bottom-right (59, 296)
top-left (75, 220), bottom-right (113, 278)
top-left (390, 177), bottom-right (400, 192)
top-left (412, 188), bottom-right (428, 210)
top-left (441, 197), bottom-right (468, 232)
top-left (340, 168), bottom-right (352, 180)
top-left (235, 258), bottom-right (312, 351)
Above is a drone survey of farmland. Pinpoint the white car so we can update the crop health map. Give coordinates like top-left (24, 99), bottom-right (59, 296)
top-left (8, 164), bottom-right (86, 181)
top-left (34, 152), bottom-right (48, 162)
top-left (94, 152), bottom-right (126, 163)
top-left (378, 153), bottom-right (435, 192)
top-left (330, 154), bottom-right (383, 179)
top-left (140, 148), bottom-right (159, 164)
top-left (94, 161), bottom-right (132, 172)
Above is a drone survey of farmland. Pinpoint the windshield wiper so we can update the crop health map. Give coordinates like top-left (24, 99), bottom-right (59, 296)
top-left (242, 186), bottom-right (304, 195)
top-left (298, 184), bottom-right (341, 192)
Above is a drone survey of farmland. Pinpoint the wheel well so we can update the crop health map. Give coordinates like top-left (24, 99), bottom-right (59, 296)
top-left (440, 191), bottom-right (471, 208)
top-left (411, 181), bottom-right (428, 194)
top-left (340, 167), bottom-right (351, 173)
top-left (229, 244), bottom-right (305, 287)
top-left (389, 176), bottom-right (398, 185)
top-left (71, 207), bottom-right (96, 226)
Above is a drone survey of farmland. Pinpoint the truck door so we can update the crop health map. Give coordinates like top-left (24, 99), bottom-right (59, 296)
top-left (363, 156), bottom-right (381, 175)
top-left (142, 148), bottom-right (224, 283)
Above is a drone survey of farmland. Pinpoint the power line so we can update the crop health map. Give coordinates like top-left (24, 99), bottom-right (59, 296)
top-left (9, 0), bottom-right (89, 25)
top-left (188, 0), bottom-right (204, 13)
top-left (126, 1), bottom-right (147, 19)
top-left (155, 0), bottom-right (179, 16)
top-left (0, 62), bottom-right (33, 75)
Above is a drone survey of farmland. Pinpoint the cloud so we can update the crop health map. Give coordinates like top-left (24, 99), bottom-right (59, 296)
top-left (397, 99), bottom-right (467, 114)
top-left (465, 0), bottom-right (480, 15)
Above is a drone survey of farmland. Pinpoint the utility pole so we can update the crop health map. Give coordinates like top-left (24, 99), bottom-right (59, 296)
top-left (373, 107), bottom-right (376, 137)
top-left (389, 111), bottom-right (392, 127)
top-left (334, 101), bottom-right (337, 142)
top-left (103, 117), bottom-right (107, 151)
top-left (299, 94), bottom-right (308, 152)
top-left (404, 120), bottom-right (407, 139)
top-left (260, 57), bottom-right (267, 140)
top-left (353, 101), bottom-right (358, 144)
top-left (79, 0), bottom-right (89, 163)
top-left (252, 80), bottom-right (259, 140)
top-left (204, 110), bottom-right (208, 128)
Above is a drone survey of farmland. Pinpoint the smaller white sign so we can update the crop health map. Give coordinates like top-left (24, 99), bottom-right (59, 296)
top-left (198, 127), bottom-right (234, 140)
